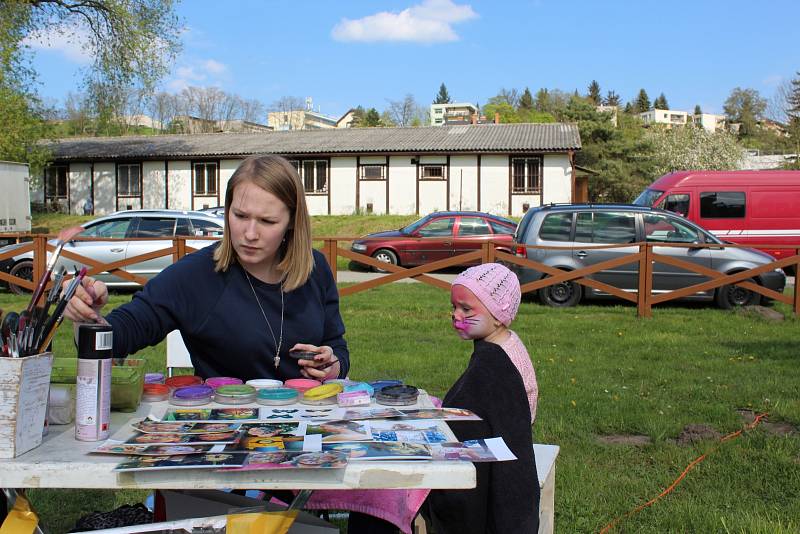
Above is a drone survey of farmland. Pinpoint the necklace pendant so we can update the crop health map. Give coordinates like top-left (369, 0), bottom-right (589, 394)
top-left (274, 355), bottom-right (280, 369)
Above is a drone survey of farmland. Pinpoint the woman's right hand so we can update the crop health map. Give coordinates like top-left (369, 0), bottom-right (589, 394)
top-left (63, 276), bottom-right (108, 323)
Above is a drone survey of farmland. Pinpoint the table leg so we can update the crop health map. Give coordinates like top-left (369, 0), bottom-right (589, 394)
top-left (1, 489), bottom-right (46, 534)
top-left (287, 490), bottom-right (313, 511)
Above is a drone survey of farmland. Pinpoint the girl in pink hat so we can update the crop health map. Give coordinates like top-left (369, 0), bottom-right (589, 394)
top-left (425, 262), bottom-right (540, 534)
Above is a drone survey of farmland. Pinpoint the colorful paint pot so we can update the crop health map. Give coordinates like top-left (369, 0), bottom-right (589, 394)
top-left (169, 385), bottom-right (213, 406)
top-left (343, 382), bottom-right (375, 397)
top-left (301, 383), bottom-right (342, 405)
top-left (368, 380), bottom-right (403, 394)
top-left (245, 379), bottom-right (283, 390)
top-left (256, 387), bottom-right (299, 406)
top-left (165, 375), bottom-right (203, 391)
top-left (376, 384), bottom-right (419, 406)
top-left (142, 383), bottom-right (169, 402)
top-left (144, 372), bottom-right (165, 384)
top-left (205, 376), bottom-right (244, 389)
top-left (284, 378), bottom-right (322, 393)
top-left (214, 384), bottom-right (257, 405)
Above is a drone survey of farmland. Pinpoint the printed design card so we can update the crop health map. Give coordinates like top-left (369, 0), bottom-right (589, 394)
top-left (132, 419), bottom-right (242, 435)
top-left (160, 407), bottom-right (262, 422)
top-left (259, 407), bottom-right (344, 421)
top-left (122, 430), bottom-right (242, 446)
top-left (370, 419), bottom-right (449, 444)
top-left (305, 420), bottom-right (371, 443)
top-left (114, 452), bottom-right (249, 471)
top-left (399, 408), bottom-right (482, 421)
top-left (92, 440), bottom-right (220, 456)
top-left (221, 450), bottom-right (348, 471)
top-left (322, 441), bottom-right (432, 461)
top-left (339, 407), bottom-right (405, 421)
top-left (429, 438), bottom-right (518, 462)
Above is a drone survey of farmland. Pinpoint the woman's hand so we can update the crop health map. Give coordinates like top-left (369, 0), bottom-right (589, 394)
top-left (292, 343), bottom-right (340, 380)
top-left (63, 276), bottom-right (108, 323)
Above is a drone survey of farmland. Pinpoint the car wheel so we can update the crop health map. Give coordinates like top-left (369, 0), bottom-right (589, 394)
top-left (9, 260), bottom-right (33, 295)
top-left (372, 249), bottom-right (398, 273)
top-left (538, 275), bottom-right (582, 307)
top-left (715, 277), bottom-right (761, 309)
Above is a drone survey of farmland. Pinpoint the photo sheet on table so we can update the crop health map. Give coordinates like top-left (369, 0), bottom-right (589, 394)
top-left (152, 406), bottom-right (481, 423)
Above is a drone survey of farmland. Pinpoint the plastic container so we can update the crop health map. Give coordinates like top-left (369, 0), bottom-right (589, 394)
top-left (214, 384), bottom-right (257, 405)
top-left (144, 373), bottom-right (165, 384)
top-left (368, 380), bottom-right (403, 394)
top-left (344, 382), bottom-right (375, 397)
top-left (205, 377), bottom-right (243, 389)
top-left (256, 387), bottom-right (299, 406)
top-left (142, 383), bottom-right (170, 402)
top-left (376, 385), bottom-right (419, 406)
top-left (164, 375), bottom-right (203, 390)
top-left (246, 379), bottom-right (283, 390)
top-left (50, 357), bottom-right (146, 413)
top-left (169, 385), bottom-right (214, 406)
top-left (284, 378), bottom-right (322, 394)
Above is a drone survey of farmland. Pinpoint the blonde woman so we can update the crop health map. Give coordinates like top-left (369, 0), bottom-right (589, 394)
top-left (64, 155), bottom-right (348, 382)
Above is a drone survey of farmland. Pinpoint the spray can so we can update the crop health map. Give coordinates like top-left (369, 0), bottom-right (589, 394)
top-left (75, 324), bottom-right (113, 441)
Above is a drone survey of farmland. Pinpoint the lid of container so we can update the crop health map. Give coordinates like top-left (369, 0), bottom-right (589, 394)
top-left (284, 378), bottom-right (322, 391)
top-left (257, 387), bottom-right (299, 401)
top-left (368, 379), bottom-right (403, 392)
top-left (344, 382), bottom-right (375, 396)
top-left (165, 375), bottom-right (203, 388)
top-left (172, 385), bottom-right (214, 399)
top-left (143, 384), bottom-right (169, 395)
top-left (303, 383), bottom-right (343, 400)
top-left (77, 323), bottom-right (113, 359)
top-left (205, 377), bottom-right (244, 388)
top-left (246, 379), bottom-right (283, 389)
top-left (145, 373), bottom-right (165, 384)
top-left (215, 384), bottom-right (256, 396)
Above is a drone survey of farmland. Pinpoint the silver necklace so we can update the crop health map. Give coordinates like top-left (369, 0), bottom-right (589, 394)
top-left (245, 270), bottom-right (284, 369)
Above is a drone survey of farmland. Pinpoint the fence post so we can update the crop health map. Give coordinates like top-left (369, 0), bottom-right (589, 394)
top-left (794, 248), bottom-right (800, 317)
top-left (327, 238), bottom-right (338, 282)
top-left (33, 235), bottom-right (47, 291)
top-left (482, 242), bottom-right (495, 264)
top-left (637, 243), bottom-right (652, 318)
top-left (173, 237), bottom-right (187, 264)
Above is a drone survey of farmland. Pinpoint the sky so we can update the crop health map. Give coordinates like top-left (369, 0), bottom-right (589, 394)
top-left (25, 0), bottom-right (800, 120)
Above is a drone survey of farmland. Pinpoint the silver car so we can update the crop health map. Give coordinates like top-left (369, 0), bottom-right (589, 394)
top-left (511, 204), bottom-right (786, 308)
top-left (0, 209), bottom-right (224, 294)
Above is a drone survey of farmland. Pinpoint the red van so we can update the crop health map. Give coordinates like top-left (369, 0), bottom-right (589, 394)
top-left (633, 170), bottom-right (800, 265)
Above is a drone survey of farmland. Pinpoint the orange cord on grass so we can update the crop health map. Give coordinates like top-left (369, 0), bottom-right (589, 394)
top-left (598, 412), bottom-right (769, 533)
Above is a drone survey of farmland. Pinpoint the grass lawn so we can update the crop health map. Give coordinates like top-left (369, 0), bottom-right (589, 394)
top-left (1, 282), bottom-right (798, 533)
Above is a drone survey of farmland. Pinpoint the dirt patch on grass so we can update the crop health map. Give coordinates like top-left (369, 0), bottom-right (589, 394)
top-left (737, 409), bottom-right (796, 436)
top-left (674, 424), bottom-right (722, 445)
top-left (596, 434), bottom-right (652, 446)
top-left (735, 305), bottom-right (784, 322)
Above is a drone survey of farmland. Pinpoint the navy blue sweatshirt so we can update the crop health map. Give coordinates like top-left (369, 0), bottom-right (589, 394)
top-left (106, 245), bottom-right (349, 381)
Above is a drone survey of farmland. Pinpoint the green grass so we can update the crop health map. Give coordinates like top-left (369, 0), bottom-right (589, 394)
top-left (2, 285), bottom-right (798, 533)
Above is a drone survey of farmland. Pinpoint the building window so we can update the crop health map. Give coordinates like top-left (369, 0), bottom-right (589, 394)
top-left (421, 164), bottom-right (446, 180)
top-left (511, 157), bottom-right (542, 194)
top-left (359, 164), bottom-right (386, 180)
top-left (193, 162), bottom-right (218, 195)
top-left (117, 164), bottom-right (141, 197)
top-left (45, 166), bottom-right (68, 199)
top-left (288, 160), bottom-right (329, 193)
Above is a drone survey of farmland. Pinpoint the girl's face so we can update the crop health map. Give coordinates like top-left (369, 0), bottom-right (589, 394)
top-left (450, 285), bottom-right (499, 340)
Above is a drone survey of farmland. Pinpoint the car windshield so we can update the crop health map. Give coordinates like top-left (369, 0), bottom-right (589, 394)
top-left (633, 189), bottom-right (664, 207)
top-left (402, 216), bottom-right (431, 235)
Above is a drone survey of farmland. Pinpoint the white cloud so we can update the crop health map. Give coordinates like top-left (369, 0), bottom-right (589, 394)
top-left (332, 0), bottom-right (477, 44)
top-left (203, 59), bottom-right (227, 75)
top-left (762, 74), bottom-right (784, 87)
top-left (22, 25), bottom-right (93, 64)
top-left (167, 59), bottom-right (229, 92)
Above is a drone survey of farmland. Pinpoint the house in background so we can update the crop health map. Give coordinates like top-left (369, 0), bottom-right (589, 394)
top-left (430, 102), bottom-right (480, 126)
top-left (639, 108), bottom-right (689, 128)
top-left (37, 123), bottom-right (582, 217)
top-left (691, 113), bottom-right (726, 132)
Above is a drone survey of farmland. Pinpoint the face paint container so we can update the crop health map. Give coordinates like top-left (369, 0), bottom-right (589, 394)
top-left (75, 324), bottom-right (113, 441)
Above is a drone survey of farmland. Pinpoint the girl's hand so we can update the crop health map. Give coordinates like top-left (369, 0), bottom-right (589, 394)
top-left (64, 276), bottom-right (108, 323)
top-left (292, 343), bottom-right (340, 380)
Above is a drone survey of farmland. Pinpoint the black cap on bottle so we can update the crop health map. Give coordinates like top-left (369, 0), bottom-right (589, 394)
top-left (77, 324), bottom-right (114, 360)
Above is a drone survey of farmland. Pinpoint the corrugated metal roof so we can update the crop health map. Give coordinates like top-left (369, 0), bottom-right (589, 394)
top-left (44, 123), bottom-right (581, 161)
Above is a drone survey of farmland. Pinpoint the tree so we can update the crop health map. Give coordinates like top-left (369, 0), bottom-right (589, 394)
top-left (634, 89), bottom-right (651, 113)
top-left (647, 125), bottom-right (743, 176)
top-left (387, 94), bottom-right (423, 127)
top-left (493, 88), bottom-right (519, 108)
top-left (788, 72), bottom-right (800, 119)
top-left (587, 80), bottom-right (601, 105)
top-left (434, 83), bottom-right (451, 104)
top-left (482, 101), bottom-right (519, 123)
top-left (694, 104), bottom-right (702, 115)
top-left (723, 87), bottom-right (767, 137)
top-left (519, 87), bottom-right (534, 111)
top-left (362, 108), bottom-right (382, 127)
top-left (653, 93), bottom-right (669, 110)
top-left (604, 91), bottom-right (620, 107)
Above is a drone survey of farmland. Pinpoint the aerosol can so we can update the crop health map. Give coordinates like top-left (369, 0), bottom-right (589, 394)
top-left (75, 324), bottom-right (113, 441)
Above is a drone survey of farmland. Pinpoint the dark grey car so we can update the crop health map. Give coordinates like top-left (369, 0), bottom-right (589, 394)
top-left (511, 204), bottom-right (786, 308)
top-left (0, 209), bottom-right (224, 294)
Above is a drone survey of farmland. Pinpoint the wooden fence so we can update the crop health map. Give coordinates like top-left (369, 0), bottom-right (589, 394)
top-left (1, 234), bottom-right (798, 318)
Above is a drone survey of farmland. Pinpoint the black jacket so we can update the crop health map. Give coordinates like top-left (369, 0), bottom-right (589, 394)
top-left (427, 339), bottom-right (539, 534)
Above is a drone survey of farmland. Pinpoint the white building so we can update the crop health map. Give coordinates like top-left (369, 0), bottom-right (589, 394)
top-left (639, 108), bottom-right (689, 127)
top-left (430, 102), bottom-right (480, 126)
top-left (37, 123), bottom-right (582, 217)
top-left (692, 113), bottom-right (726, 132)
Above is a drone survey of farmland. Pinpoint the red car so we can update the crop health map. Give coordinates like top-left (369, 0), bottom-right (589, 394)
top-left (350, 211), bottom-right (518, 271)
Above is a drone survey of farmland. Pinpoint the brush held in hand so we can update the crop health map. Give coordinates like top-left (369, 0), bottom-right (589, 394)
top-left (26, 225), bottom-right (84, 314)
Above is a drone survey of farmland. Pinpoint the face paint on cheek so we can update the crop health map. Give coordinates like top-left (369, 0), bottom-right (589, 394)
top-left (452, 313), bottom-right (490, 337)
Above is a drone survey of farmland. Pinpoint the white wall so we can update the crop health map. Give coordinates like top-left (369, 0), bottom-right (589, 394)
top-left (220, 159), bottom-right (242, 199)
top-left (358, 156), bottom-right (387, 214)
top-left (542, 154), bottom-right (572, 206)
top-left (388, 156), bottom-right (416, 215)
top-left (330, 157), bottom-right (356, 215)
top-left (143, 161), bottom-right (166, 209)
top-left (479, 155), bottom-right (508, 215)
top-left (449, 155), bottom-right (478, 212)
top-left (306, 195), bottom-right (328, 215)
top-left (93, 163), bottom-right (115, 215)
top-left (69, 163), bottom-right (91, 214)
top-left (167, 161), bottom-right (191, 210)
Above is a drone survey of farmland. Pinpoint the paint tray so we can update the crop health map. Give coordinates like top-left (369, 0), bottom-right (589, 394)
top-left (50, 357), bottom-right (145, 412)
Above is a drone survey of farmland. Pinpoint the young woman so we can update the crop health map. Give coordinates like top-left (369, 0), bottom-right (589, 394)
top-left (64, 155), bottom-right (348, 381)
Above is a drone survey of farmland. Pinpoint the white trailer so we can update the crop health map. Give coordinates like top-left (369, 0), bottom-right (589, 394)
top-left (0, 161), bottom-right (32, 243)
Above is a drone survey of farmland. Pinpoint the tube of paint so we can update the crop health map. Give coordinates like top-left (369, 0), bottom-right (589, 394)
top-left (75, 324), bottom-right (113, 441)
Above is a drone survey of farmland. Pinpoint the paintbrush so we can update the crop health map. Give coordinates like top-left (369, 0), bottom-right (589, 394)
top-left (26, 225), bottom-right (84, 314)
top-left (36, 267), bottom-right (88, 353)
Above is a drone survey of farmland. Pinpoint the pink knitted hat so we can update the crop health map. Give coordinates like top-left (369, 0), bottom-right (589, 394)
top-left (452, 263), bottom-right (521, 326)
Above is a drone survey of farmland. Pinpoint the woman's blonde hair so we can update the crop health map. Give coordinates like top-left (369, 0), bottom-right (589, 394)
top-left (213, 155), bottom-right (314, 291)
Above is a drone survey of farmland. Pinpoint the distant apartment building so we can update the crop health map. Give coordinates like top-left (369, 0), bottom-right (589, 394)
top-left (172, 116), bottom-right (272, 134)
top-left (268, 109), bottom-right (339, 131)
top-left (430, 102), bottom-right (480, 126)
top-left (639, 108), bottom-right (689, 128)
top-left (692, 113), bottom-right (726, 132)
